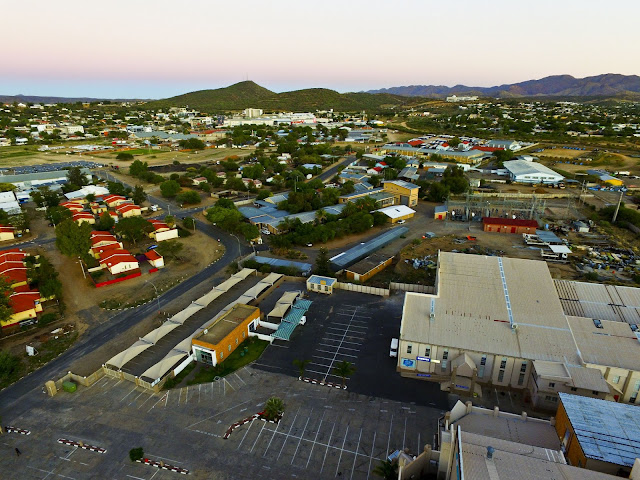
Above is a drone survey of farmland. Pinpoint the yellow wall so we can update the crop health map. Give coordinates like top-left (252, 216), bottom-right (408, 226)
top-left (345, 257), bottom-right (392, 282)
top-left (383, 183), bottom-right (419, 207)
top-left (0, 231), bottom-right (15, 241)
top-left (192, 308), bottom-right (260, 364)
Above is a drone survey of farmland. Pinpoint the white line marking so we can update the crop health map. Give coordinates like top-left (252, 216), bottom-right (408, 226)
top-left (234, 372), bottom-right (246, 385)
top-left (386, 414), bottom-right (393, 455)
top-left (27, 466), bottom-right (76, 480)
top-left (138, 392), bottom-right (155, 410)
top-left (366, 431), bottom-right (377, 480)
top-left (128, 390), bottom-right (146, 406)
top-left (324, 307), bottom-right (359, 382)
top-left (315, 349), bottom-right (358, 358)
top-left (263, 412), bottom-right (283, 457)
top-left (250, 420), bottom-right (267, 453)
top-left (290, 408), bottom-right (313, 464)
top-left (121, 386), bottom-right (138, 402)
top-left (276, 408), bottom-right (300, 461)
top-left (335, 425), bottom-right (350, 477)
top-left (236, 417), bottom-right (255, 450)
top-left (187, 399), bottom-right (252, 429)
top-left (403, 417), bottom-right (407, 449)
top-left (350, 428), bottom-right (363, 480)
top-left (306, 410), bottom-right (326, 468)
top-left (146, 453), bottom-right (183, 464)
top-left (319, 422), bottom-right (335, 474)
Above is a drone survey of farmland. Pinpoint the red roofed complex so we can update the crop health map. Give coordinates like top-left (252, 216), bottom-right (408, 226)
top-left (72, 212), bottom-right (96, 225)
top-left (115, 203), bottom-right (141, 218)
top-left (99, 249), bottom-right (139, 275)
top-left (0, 225), bottom-right (15, 241)
top-left (60, 201), bottom-right (84, 212)
top-left (144, 249), bottom-right (165, 269)
top-left (7, 290), bottom-right (42, 326)
top-left (482, 217), bottom-right (539, 234)
top-left (472, 146), bottom-right (504, 153)
top-left (103, 194), bottom-right (128, 207)
top-left (148, 219), bottom-right (179, 242)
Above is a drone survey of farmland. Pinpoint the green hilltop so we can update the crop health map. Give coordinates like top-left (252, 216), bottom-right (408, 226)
top-left (145, 81), bottom-right (417, 112)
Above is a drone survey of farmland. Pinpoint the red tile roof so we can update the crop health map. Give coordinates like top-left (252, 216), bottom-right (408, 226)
top-left (103, 194), bottom-right (126, 203)
top-left (9, 290), bottom-right (41, 315)
top-left (91, 242), bottom-right (121, 255)
top-left (72, 212), bottom-right (95, 220)
top-left (115, 204), bottom-right (141, 214)
top-left (0, 262), bottom-right (27, 284)
top-left (148, 219), bottom-right (169, 231)
top-left (482, 217), bottom-right (539, 228)
top-left (144, 250), bottom-right (162, 261)
top-left (0, 226), bottom-right (15, 233)
top-left (407, 140), bottom-right (424, 147)
top-left (90, 232), bottom-right (118, 245)
top-left (472, 146), bottom-right (503, 152)
top-left (99, 249), bottom-right (138, 266)
top-left (0, 250), bottom-right (26, 264)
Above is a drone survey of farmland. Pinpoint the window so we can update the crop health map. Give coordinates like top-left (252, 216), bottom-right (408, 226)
top-left (425, 347), bottom-right (430, 357)
top-left (612, 375), bottom-right (620, 384)
top-left (631, 394), bottom-right (638, 404)
top-left (592, 391), bottom-right (599, 395)
top-left (520, 362), bottom-right (527, 373)
top-left (570, 387), bottom-right (578, 392)
top-left (634, 380), bottom-right (640, 392)
top-left (478, 355), bottom-right (487, 378)
top-left (242, 331), bottom-right (246, 338)
top-left (545, 395), bottom-right (558, 403)
top-left (549, 382), bottom-right (555, 388)
top-left (500, 357), bottom-right (507, 369)
top-left (220, 351), bottom-right (224, 360)
top-left (228, 344), bottom-right (232, 352)
top-left (235, 338), bottom-right (239, 345)
top-left (442, 349), bottom-right (449, 360)
top-left (441, 360), bottom-right (447, 371)
top-left (518, 373), bottom-right (525, 386)
top-left (407, 345), bottom-right (412, 354)
top-left (498, 370), bottom-right (505, 383)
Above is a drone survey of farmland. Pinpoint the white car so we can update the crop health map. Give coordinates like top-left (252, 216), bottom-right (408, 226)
top-left (389, 338), bottom-right (398, 358)
top-left (397, 219), bottom-right (406, 224)
top-left (299, 316), bottom-right (306, 326)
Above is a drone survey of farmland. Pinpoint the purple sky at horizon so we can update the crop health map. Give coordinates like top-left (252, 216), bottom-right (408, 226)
top-left (2, 0), bottom-right (638, 99)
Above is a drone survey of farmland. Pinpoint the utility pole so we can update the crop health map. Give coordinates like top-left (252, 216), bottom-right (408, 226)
top-left (612, 190), bottom-right (624, 223)
top-left (77, 257), bottom-right (86, 279)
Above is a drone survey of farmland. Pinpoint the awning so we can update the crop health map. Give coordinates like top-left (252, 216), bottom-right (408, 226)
top-left (106, 339), bottom-right (154, 369)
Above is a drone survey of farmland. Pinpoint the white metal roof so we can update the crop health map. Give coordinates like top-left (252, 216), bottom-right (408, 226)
top-left (503, 160), bottom-right (564, 178)
top-left (375, 205), bottom-right (416, 219)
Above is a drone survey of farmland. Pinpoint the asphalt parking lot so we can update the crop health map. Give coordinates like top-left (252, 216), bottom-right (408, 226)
top-left (254, 289), bottom-right (450, 409)
top-left (1, 364), bottom-right (448, 480)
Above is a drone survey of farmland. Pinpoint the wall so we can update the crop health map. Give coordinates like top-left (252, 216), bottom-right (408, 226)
top-left (345, 257), bottom-right (392, 283)
top-left (94, 270), bottom-right (141, 288)
top-left (335, 282), bottom-right (389, 296)
top-left (155, 229), bottom-right (179, 242)
top-left (391, 282), bottom-right (436, 294)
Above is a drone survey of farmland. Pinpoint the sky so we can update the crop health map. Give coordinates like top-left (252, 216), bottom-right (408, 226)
top-left (2, 0), bottom-right (639, 99)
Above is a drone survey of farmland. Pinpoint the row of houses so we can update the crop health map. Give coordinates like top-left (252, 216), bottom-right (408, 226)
top-left (89, 231), bottom-right (164, 275)
top-left (0, 249), bottom-right (44, 329)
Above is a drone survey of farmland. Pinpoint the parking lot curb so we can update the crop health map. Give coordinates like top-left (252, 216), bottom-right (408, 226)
top-left (223, 410), bottom-right (281, 439)
top-left (137, 458), bottom-right (189, 474)
top-left (58, 438), bottom-right (106, 454)
top-left (300, 376), bottom-right (347, 390)
top-left (5, 426), bottom-right (31, 435)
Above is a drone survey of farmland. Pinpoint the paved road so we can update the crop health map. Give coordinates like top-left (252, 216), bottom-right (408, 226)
top-left (316, 156), bottom-right (354, 183)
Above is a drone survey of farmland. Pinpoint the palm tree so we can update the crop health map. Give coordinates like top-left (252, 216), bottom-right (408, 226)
top-left (315, 208), bottom-right (327, 225)
top-left (293, 359), bottom-right (310, 379)
top-left (332, 361), bottom-right (356, 388)
top-left (263, 397), bottom-right (285, 421)
top-left (372, 459), bottom-right (397, 480)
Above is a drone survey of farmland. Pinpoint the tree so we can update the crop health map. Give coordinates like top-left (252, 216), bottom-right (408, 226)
top-left (256, 190), bottom-right (272, 200)
top-left (85, 193), bottom-right (96, 203)
top-left (240, 223), bottom-right (259, 242)
top-left (176, 190), bottom-right (201, 205)
top-left (332, 360), bottom-right (355, 388)
top-left (96, 212), bottom-right (115, 231)
top-left (156, 239), bottom-right (184, 261)
top-left (293, 359), bottom-right (310, 378)
top-left (115, 217), bottom-right (153, 245)
top-left (27, 255), bottom-right (62, 301)
top-left (314, 248), bottom-right (332, 276)
top-left (182, 217), bottom-right (196, 230)
top-left (263, 397), bottom-right (285, 421)
top-left (160, 180), bottom-right (181, 198)
top-left (32, 186), bottom-right (60, 208)
top-left (107, 181), bottom-right (128, 196)
top-left (448, 136), bottom-right (461, 149)
top-left (0, 350), bottom-right (22, 386)
top-left (117, 152), bottom-right (134, 161)
top-left (55, 219), bottom-right (91, 258)
top-left (46, 206), bottom-right (72, 226)
top-left (178, 138), bottom-right (205, 150)
top-left (0, 183), bottom-right (16, 192)
top-left (372, 460), bottom-right (398, 480)
top-left (0, 276), bottom-right (15, 326)
top-left (129, 447), bottom-right (144, 462)
top-left (129, 159), bottom-right (148, 177)
top-left (493, 149), bottom-right (515, 166)
top-left (67, 167), bottom-right (88, 187)
top-left (132, 185), bottom-right (147, 205)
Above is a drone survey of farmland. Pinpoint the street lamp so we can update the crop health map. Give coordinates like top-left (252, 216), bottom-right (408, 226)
top-left (230, 233), bottom-right (241, 257)
top-left (146, 280), bottom-right (160, 312)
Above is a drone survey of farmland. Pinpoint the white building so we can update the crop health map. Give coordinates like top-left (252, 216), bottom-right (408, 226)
top-left (503, 160), bottom-right (564, 184)
top-left (243, 108), bottom-right (263, 118)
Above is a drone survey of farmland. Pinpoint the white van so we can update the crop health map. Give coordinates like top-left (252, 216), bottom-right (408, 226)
top-left (389, 338), bottom-right (399, 357)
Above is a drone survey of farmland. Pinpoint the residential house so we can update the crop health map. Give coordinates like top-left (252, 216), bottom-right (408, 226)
top-left (144, 249), bottom-right (165, 269)
top-left (115, 203), bottom-right (141, 218)
top-left (99, 249), bottom-right (139, 275)
top-left (0, 225), bottom-right (16, 241)
top-left (72, 212), bottom-right (96, 225)
top-left (148, 220), bottom-right (179, 242)
top-left (102, 194), bottom-right (128, 208)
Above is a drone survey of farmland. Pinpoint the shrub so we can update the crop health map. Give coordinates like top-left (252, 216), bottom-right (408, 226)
top-left (129, 447), bottom-right (144, 462)
top-left (38, 313), bottom-right (57, 327)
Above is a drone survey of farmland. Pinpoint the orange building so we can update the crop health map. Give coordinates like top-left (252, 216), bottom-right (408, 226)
top-left (482, 217), bottom-right (538, 234)
top-left (191, 304), bottom-right (260, 366)
top-left (344, 253), bottom-right (393, 282)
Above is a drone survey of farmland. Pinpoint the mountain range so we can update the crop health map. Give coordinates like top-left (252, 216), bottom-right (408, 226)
top-left (0, 94), bottom-right (141, 104)
top-left (366, 74), bottom-right (640, 98)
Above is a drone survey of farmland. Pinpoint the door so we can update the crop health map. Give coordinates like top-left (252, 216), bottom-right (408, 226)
top-left (511, 227), bottom-right (516, 233)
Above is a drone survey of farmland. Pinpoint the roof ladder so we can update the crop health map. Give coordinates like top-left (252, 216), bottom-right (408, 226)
top-left (497, 258), bottom-right (515, 330)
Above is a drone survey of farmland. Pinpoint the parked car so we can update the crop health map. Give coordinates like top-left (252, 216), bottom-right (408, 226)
top-left (389, 338), bottom-right (398, 358)
top-left (397, 219), bottom-right (406, 224)
top-left (147, 244), bottom-right (158, 251)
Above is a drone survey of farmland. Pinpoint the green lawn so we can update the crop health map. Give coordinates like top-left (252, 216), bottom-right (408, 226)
top-left (187, 338), bottom-right (269, 385)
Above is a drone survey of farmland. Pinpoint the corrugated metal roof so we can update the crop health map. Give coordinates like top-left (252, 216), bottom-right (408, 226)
top-left (560, 392), bottom-right (640, 467)
top-left (252, 256), bottom-right (311, 275)
top-left (330, 227), bottom-right (408, 270)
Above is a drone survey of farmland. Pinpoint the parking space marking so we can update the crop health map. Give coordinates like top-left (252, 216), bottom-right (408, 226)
top-left (323, 306), bottom-right (362, 382)
top-left (386, 414), bottom-right (393, 455)
top-left (321, 337), bottom-right (363, 346)
top-left (305, 410), bottom-right (326, 468)
top-left (319, 422), bottom-right (335, 474)
top-left (350, 428), bottom-right (363, 480)
top-left (250, 420), bottom-right (267, 453)
top-left (276, 408), bottom-right (301, 461)
top-left (315, 350), bottom-right (357, 359)
top-left (290, 408), bottom-right (313, 465)
top-left (102, 379), bottom-right (122, 395)
top-left (187, 399), bottom-right (252, 429)
top-left (27, 466), bottom-right (76, 480)
top-left (121, 385), bottom-right (138, 402)
top-left (236, 417), bottom-right (255, 450)
top-left (335, 424), bottom-right (350, 477)
top-left (262, 410), bottom-right (285, 457)
top-left (234, 372), bottom-right (246, 385)
top-left (128, 390), bottom-right (146, 407)
top-left (319, 343), bottom-right (360, 352)
top-left (366, 431), bottom-right (377, 480)
top-left (403, 417), bottom-right (407, 450)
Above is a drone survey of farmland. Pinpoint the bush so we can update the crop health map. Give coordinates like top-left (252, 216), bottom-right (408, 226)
top-left (176, 190), bottom-right (201, 205)
top-left (38, 313), bottom-right (57, 327)
top-left (116, 152), bottom-right (134, 161)
top-left (129, 447), bottom-right (144, 462)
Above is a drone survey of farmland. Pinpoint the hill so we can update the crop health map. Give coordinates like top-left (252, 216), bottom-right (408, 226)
top-left (0, 94), bottom-right (141, 104)
top-left (367, 74), bottom-right (640, 98)
top-left (145, 81), bottom-right (415, 112)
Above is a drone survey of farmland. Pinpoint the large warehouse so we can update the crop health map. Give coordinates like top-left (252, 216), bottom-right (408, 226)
top-left (397, 252), bottom-right (640, 409)
top-left (503, 159), bottom-right (564, 184)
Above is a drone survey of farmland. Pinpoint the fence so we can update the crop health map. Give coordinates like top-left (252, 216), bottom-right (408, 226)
top-left (390, 282), bottom-right (436, 294)
top-left (94, 271), bottom-right (141, 288)
top-left (335, 282), bottom-right (389, 296)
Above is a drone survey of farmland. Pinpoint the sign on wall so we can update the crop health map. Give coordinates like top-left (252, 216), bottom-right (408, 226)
top-left (401, 358), bottom-right (416, 369)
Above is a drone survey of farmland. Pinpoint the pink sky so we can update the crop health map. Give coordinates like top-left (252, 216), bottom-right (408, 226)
top-left (2, 0), bottom-right (638, 98)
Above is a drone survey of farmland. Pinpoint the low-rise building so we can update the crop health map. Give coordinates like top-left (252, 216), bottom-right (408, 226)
top-left (382, 180), bottom-right (419, 207)
top-left (102, 194), bottom-right (128, 208)
top-left (503, 160), bottom-right (564, 184)
top-left (144, 249), bottom-right (164, 269)
top-left (148, 220), bottom-right (179, 242)
top-left (115, 203), bottom-right (141, 218)
top-left (434, 205), bottom-right (448, 220)
top-left (344, 253), bottom-right (393, 282)
top-left (72, 211), bottom-right (96, 225)
top-left (0, 225), bottom-right (16, 241)
top-left (191, 304), bottom-right (260, 366)
top-left (99, 249), bottom-right (139, 275)
top-left (306, 275), bottom-right (337, 294)
top-left (375, 205), bottom-right (416, 223)
top-left (482, 217), bottom-right (538, 234)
